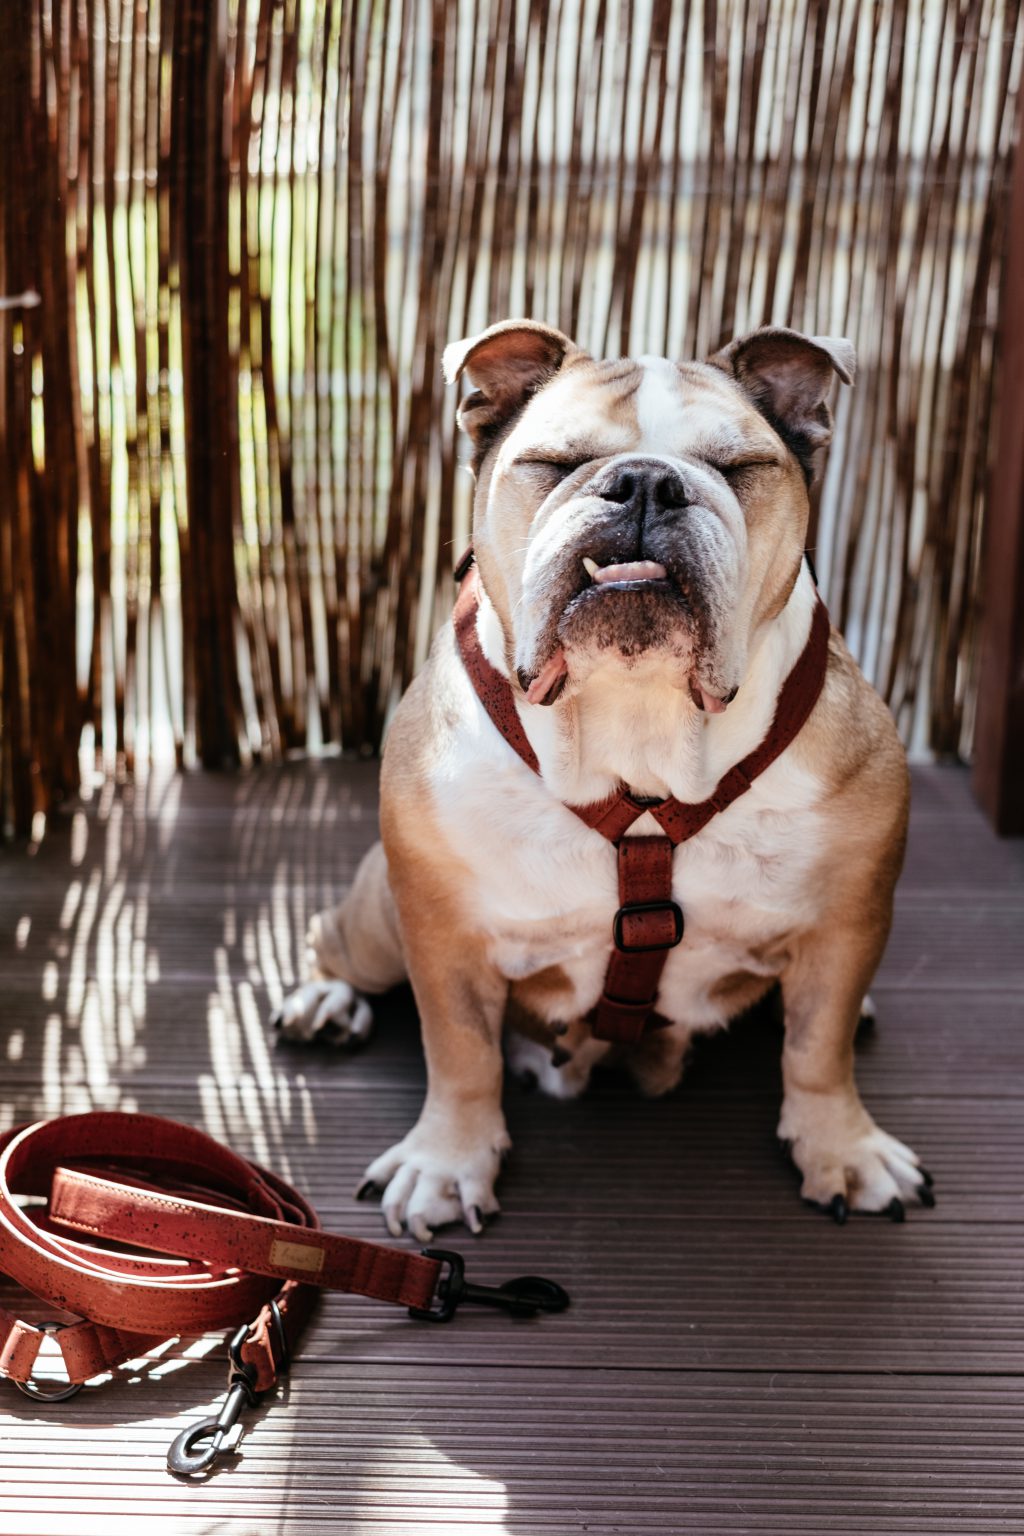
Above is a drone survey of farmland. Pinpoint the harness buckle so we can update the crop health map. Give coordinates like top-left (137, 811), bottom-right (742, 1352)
top-left (613, 898), bottom-right (684, 953)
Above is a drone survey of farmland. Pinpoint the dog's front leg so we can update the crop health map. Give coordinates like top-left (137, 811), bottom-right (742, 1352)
top-left (358, 894), bottom-right (510, 1242)
top-left (779, 925), bottom-right (933, 1221)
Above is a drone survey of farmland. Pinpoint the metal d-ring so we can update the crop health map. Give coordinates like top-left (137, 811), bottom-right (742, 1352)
top-left (13, 1323), bottom-right (84, 1404)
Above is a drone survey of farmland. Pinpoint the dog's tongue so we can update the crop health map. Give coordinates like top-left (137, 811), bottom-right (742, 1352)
top-left (525, 649), bottom-right (568, 705)
top-left (688, 678), bottom-right (733, 713)
top-left (591, 560), bottom-right (667, 584)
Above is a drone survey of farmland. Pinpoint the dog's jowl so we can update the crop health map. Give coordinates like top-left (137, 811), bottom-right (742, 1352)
top-left (273, 320), bottom-right (932, 1242)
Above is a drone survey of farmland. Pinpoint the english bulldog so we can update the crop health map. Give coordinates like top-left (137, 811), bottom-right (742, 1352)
top-left (273, 320), bottom-right (934, 1241)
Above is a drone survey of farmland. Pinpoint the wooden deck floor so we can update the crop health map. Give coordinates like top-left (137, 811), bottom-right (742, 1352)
top-left (1, 761), bottom-right (1023, 1535)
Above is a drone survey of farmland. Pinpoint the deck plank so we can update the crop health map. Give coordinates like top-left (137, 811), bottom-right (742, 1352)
top-left (1, 762), bottom-right (1023, 1534)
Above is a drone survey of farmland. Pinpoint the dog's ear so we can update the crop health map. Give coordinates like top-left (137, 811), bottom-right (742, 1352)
top-left (709, 326), bottom-right (855, 480)
top-left (443, 320), bottom-right (573, 457)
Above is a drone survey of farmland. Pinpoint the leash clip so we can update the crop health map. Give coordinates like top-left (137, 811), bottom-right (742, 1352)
top-left (166, 1318), bottom-right (265, 1477)
top-left (409, 1248), bottom-right (570, 1323)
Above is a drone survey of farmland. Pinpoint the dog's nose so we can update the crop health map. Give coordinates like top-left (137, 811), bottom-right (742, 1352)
top-left (600, 463), bottom-right (688, 513)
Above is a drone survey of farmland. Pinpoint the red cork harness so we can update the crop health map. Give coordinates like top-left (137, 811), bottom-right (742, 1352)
top-left (453, 554), bottom-right (832, 1046)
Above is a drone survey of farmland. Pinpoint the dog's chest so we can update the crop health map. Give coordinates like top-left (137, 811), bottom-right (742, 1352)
top-left (433, 744), bottom-right (824, 1027)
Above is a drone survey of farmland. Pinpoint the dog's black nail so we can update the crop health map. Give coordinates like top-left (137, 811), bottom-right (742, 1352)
top-left (918, 1186), bottom-right (936, 1208)
top-left (550, 1045), bottom-right (573, 1068)
top-left (270, 1012), bottom-right (282, 1029)
top-left (355, 1180), bottom-right (378, 1202)
top-left (856, 1011), bottom-right (876, 1033)
top-left (887, 1197), bottom-right (905, 1223)
top-left (919, 1166), bottom-right (934, 1188)
top-left (829, 1194), bottom-right (848, 1225)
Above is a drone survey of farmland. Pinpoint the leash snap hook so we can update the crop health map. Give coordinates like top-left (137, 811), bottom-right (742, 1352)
top-left (166, 1323), bottom-right (260, 1478)
top-left (410, 1248), bottom-right (571, 1322)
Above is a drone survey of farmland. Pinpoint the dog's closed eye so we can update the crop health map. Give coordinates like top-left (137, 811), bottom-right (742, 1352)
top-left (514, 455), bottom-right (591, 485)
top-left (709, 457), bottom-right (781, 484)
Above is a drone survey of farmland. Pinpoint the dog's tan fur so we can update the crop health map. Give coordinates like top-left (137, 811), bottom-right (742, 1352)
top-left (279, 321), bottom-right (925, 1241)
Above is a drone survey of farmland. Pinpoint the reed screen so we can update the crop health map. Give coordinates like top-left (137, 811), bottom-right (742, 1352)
top-left (1, 0), bottom-right (1022, 835)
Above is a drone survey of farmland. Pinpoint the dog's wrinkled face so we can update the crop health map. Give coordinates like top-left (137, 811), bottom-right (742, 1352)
top-left (445, 322), bottom-right (854, 710)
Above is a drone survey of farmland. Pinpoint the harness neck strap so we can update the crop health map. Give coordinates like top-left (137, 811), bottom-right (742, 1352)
top-left (453, 556), bottom-right (831, 1042)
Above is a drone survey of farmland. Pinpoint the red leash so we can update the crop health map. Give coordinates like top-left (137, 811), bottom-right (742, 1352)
top-left (454, 554), bottom-right (831, 1044)
top-left (0, 1112), bottom-right (569, 1474)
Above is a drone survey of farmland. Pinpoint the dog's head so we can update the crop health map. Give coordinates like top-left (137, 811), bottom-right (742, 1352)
top-left (444, 321), bottom-right (853, 710)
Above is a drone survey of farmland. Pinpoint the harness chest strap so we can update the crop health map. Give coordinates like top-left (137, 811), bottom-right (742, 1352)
top-left (453, 558), bottom-right (832, 1045)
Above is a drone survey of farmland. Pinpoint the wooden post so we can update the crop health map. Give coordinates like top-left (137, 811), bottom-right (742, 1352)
top-left (171, 0), bottom-right (243, 768)
top-left (973, 104), bottom-right (1024, 837)
top-left (0, 0), bottom-right (80, 836)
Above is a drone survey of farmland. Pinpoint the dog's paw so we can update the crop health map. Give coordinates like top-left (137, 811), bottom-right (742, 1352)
top-left (356, 1115), bottom-right (511, 1243)
top-left (624, 1027), bottom-right (692, 1098)
top-left (504, 1030), bottom-right (607, 1099)
top-left (271, 979), bottom-right (374, 1047)
top-left (779, 1089), bottom-right (934, 1221)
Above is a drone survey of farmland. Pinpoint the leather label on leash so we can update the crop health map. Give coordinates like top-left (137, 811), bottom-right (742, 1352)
top-left (269, 1238), bottom-right (326, 1274)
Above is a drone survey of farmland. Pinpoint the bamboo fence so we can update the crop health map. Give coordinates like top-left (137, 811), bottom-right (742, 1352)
top-left (1, 0), bottom-right (1022, 836)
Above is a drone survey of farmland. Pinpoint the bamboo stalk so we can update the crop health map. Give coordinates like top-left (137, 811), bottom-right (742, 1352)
top-left (2, 0), bottom-right (1023, 836)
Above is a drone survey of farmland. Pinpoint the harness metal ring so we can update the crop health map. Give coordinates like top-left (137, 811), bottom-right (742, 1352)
top-left (13, 1322), bottom-right (84, 1403)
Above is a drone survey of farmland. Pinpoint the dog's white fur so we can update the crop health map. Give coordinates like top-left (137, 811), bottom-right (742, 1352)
top-left (435, 564), bottom-right (823, 1033)
top-left (274, 325), bottom-right (928, 1242)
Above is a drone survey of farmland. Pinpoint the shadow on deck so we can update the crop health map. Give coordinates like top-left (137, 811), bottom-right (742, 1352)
top-left (1, 762), bottom-right (1022, 1534)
